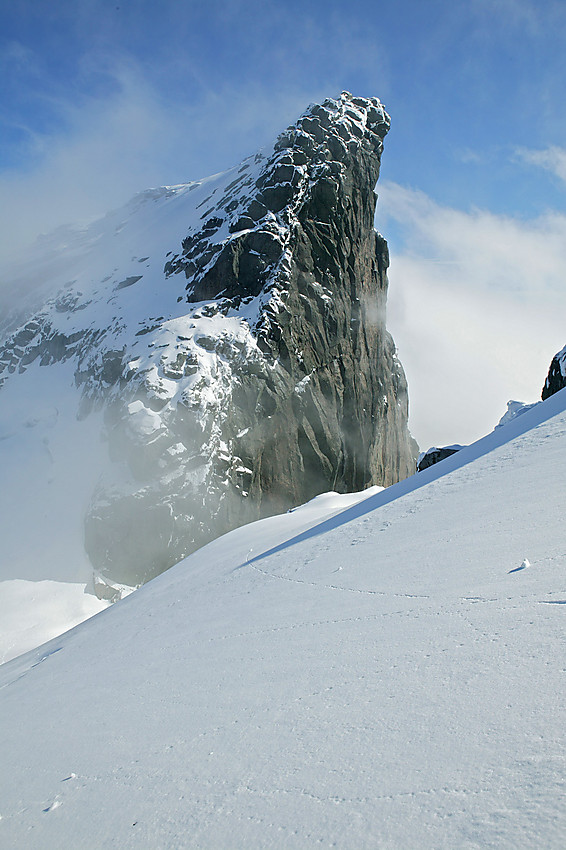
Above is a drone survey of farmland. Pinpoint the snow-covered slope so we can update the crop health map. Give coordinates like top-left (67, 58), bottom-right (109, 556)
top-left (0, 387), bottom-right (564, 848)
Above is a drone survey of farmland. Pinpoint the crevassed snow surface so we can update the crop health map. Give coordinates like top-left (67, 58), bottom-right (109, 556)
top-left (0, 390), bottom-right (565, 848)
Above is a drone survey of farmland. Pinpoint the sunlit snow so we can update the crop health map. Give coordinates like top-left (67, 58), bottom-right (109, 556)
top-left (0, 388), bottom-right (564, 848)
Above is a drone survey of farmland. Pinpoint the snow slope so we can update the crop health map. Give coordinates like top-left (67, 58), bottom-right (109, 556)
top-left (0, 389), bottom-right (565, 848)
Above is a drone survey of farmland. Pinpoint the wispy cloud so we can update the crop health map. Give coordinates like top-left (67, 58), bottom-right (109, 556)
top-left (0, 55), bottom-right (320, 264)
top-left (469, 0), bottom-right (566, 39)
top-left (516, 145), bottom-right (566, 187)
top-left (0, 39), bottom-right (37, 71)
top-left (377, 183), bottom-right (566, 448)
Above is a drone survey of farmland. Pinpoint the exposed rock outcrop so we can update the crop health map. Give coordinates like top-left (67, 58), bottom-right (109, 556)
top-left (417, 445), bottom-right (464, 472)
top-left (0, 92), bottom-right (417, 588)
top-left (542, 345), bottom-right (566, 399)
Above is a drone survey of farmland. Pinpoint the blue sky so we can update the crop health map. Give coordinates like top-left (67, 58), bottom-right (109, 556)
top-left (2, 0), bottom-right (566, 446)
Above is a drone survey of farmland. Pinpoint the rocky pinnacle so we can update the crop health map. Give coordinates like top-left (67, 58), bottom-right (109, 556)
top-left (0, 93), bottom-right (418, 589)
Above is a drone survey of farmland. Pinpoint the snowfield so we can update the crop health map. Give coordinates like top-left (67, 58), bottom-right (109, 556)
top-left (0, 389), bottom-right (565, 848)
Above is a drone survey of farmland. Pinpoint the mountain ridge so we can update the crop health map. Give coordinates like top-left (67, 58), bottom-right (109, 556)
top-left (0, 92), bottom-right (417, 591)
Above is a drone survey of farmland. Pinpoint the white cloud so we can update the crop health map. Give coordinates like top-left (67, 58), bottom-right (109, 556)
top-left (0, 56), bottom-right (319, 266)
top-left (377, 183), bottom-right (566, 449)
top-left (516, 145), bottom-right (566, 186)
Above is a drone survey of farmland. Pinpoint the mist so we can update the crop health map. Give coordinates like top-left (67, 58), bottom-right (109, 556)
top-left (377, 182), bottom-right (566, 448)
top-left (0, 58), bottom-right (321, 268)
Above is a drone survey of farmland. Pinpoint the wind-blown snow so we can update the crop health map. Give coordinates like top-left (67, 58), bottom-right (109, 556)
top-left (495, 398), bottom-right (539, 429)
top-left (0, 388), bottom-right (564, 847)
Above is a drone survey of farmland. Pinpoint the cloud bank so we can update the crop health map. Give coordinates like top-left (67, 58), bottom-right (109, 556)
top-left (378, 182), bottom-right (566, 448)
top-left (0, 55), bottom-right (321, 265)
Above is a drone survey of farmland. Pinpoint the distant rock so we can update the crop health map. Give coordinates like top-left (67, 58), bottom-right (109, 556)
top-left (417, 445), bottom-right (464, 472)
top-left (417, 351), bottom-right (566, 478)
top-left (418, 399), bottom-right (541, 472)
top-left (542, 344), bottom-right (566, 399)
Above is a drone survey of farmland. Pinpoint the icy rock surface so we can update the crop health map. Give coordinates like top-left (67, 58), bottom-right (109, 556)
top-left (417, 444), bottom-right (465, 471)
top-left (0, 92), bottom-right (416, 588)
top-left (542, 344), bottom-right (566, 399)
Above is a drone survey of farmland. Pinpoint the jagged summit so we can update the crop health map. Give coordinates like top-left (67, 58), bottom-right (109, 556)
top-left (163, 92), bottom-right (390, 307)
top-left (0, 93), bottom-right (416, 591)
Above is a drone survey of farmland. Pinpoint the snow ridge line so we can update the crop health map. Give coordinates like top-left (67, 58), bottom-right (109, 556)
top-left (245, 387), bottom-right (566, 568)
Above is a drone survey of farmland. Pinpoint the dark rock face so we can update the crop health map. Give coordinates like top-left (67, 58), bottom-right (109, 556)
top-left (542, 345), bottom-right (566, 399)
top-left (417, 446), bottom-right (463, 472)
top-left (0, 92), bottom-right (418, 589)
